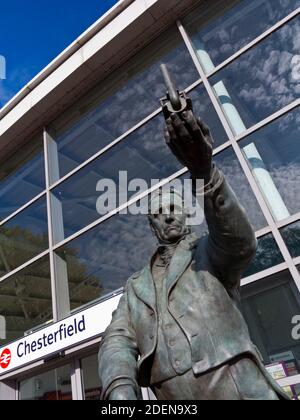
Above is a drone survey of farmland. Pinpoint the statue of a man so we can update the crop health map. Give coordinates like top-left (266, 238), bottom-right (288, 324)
top-left (98, 107), bottom-right (288, 400)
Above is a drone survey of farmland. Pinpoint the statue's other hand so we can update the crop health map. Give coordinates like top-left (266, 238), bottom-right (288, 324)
top-left (109, 385), bottom-right (137, 400)
top-left (164, 110), bottom-right (214, 182)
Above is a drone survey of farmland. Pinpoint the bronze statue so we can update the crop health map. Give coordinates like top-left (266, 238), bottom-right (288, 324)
top-left (98, 66), bottom-right (288, 400)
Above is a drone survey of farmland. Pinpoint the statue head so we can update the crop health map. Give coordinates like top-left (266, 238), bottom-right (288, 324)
top-left (148, 188), bottom-right (190, 244)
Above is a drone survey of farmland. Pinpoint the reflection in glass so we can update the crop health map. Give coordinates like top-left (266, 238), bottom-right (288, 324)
top-left (50, 28), bottom-right (199, 180)
top-left (214, 147), bottom-right (267, 230)
top-left (50, 114), bottom-right (181, 243)
top-left (242, 270), bottom-right (300, 385)
top-left (210, 16), bottom-right (300, 129)
top-left (189, 84), bottom-right (228, 147)
top-left (0, 196), bottom-right (48, 275)
top-left (179, 146), bottom-right (266, 236)
top-left (81, 354), bottom-right (101, 400)
top-left (243, 234), bottom-right (284, 278)
top-left (240, 108), bottom-right (300, 220)
top-left (0, 135), bottom-right (45, 221)
top-left (281, 221), bottom-right (300, 258)
top-left (0, 256), bottom-right (52, 347)
top-left (51, 84), bottom-right (229, 243)
top-left (19, 365), bottom-right (72, 400)
top-left (55, 210), bottom-right (156, 313)
top-left (185, 0), bottom-right (300, 72)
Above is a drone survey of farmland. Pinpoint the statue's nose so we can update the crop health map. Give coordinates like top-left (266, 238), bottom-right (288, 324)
top-left (165, 214), bottom-right (175, 224)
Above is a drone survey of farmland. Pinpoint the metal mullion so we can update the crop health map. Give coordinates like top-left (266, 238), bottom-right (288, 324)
top-left (0, 249), bottom-right (50, 284)
top-left (230, 137), bottom-right (300, 291)
top-left (276, 211), bottom-right (300, 229)
top-left (206, 7), bottom-right (300, 79)
top-left (52, 166), bottom-right (188, 251)
top-left (177, 20), bottom-right (300, 293)
top-left (0, 190), bottom-right (47, 227)
top-left (15, 383), bottom-right (19, 400)
top-left (294, 257), bottom-right (300, 266)
top-left (235, 100), bottom-right (300, 143)
top-left (48, 80), bottom-right (203, 193)
top-left (213, 141), bottom-right (231, 155)
top-left (177, 20), bottom-right (234, 140)
top-left (185, 78), bottom-right (202, 93)
top-left (241, 263), bottom-right (288, 287)
top-left (44, 128), bottom-right (59, 323)
top-left (70, 358), bottom-right (84, 400)
top-left (255, 227), bottom-right (272, 239)
top-left (49, 107), bottom-right (161, 191)
top-left (51, 141), bottom-right (232, 253)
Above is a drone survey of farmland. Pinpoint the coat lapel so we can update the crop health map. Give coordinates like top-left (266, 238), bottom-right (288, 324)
top-left (131, 265), bottom-right (156, 310)
top-left (166, 233), bottom-right (198, 296)
top-left (131, 234), bottom-right (198, 308)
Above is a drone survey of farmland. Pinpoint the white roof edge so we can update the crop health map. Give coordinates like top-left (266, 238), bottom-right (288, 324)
top-left (0, 0), bottom-right (135, 120)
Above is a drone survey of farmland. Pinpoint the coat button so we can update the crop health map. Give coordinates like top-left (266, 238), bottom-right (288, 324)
top-left (175, 360), bottom-right (181, 367)
top-left (149, 334), bottom-right (154, 340)
top-left (169, 340), bottom-right (176, 347)
top-left (217, 195), bottom-right (225, 206)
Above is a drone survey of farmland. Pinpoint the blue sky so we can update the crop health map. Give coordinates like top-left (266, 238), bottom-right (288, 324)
top-left (0, 0), bottom-right (119, 108)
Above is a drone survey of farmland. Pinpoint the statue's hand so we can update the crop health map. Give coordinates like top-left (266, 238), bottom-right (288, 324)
top-left (164, 110), bottom-right (214, 183)
top-left (109, 385), bottom-right (137, 400)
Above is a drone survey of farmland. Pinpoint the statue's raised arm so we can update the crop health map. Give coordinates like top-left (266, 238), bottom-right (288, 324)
top-left (98, 65), bottom-right (289, 401)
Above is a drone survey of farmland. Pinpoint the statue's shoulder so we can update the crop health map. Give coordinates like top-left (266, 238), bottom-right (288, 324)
top-left (127, 269), bottom-right (143, 285)
top-left (130, 270), bottom-right (142, 280)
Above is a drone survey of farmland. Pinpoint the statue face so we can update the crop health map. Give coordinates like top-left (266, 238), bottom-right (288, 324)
top-left (149, 193), bottom-right (188, 243)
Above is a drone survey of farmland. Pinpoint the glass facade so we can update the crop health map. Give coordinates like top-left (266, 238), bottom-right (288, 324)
top-left (185, 0), bottom-right (300, 72)
top-left (54, 209), bottom-right (156, 312)
top-left (281, 221), bottom-right (300, 258)
top-left (243, 234), bottom-right (284, 278)
top-left (1, 0), bottom-right (300, 399)
top-left (19, 365), bottom-right (72, 400)
top-left (0, 134), bottom-right (45, 221)
top-left (0, 257), bottom-right (52, 347)
top-left (81, 354), bottom-right (102, 400)
top-left (0, 196), bottom-right (48, 275)
top-left (242, 271), bottom-right (300, 377)
top-left (49, 27), bottom-right (199, 182)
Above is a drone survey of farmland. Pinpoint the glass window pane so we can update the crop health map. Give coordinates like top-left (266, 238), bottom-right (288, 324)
top-left (0, 256), bottom-right (52, 347)
top-left (214, 147), bottom-right (267, 230)
top-left (241, 270), bottom-right (300, 382)
top-left (0, 135), bottom-right (45, 221)
top-left (55, 210), bottom-right (156, 313)
top-left (81, 354), bottom-right (101, 400)
top-left (243, 234), bottom-right (284, 278)
top-left (179, 146), bottom-right (266, 237)
top-left (50, 27), bottom-right (199, 181)
top-left (51, 85), bottom-right (229, 244)
top-left (50, 114), bottom-right (181, 243)
top-left (189, 84), bottom-right (228, 147)
top-left (281, 221), bottom-right (300, 258)
top-left (185, 0), bottom-right (300, 73)
top-left (0, 196), bottom-right (48, 275)
top-left (19, 365), bottom-right (72, 400)
top-left (240, 108), bottom-right (300, 221)
top-left (210, 16), bottom-right (300, 131)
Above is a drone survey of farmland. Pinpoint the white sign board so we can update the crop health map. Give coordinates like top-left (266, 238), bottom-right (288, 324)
top-left (0, 295), bottom-right (121, 376)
